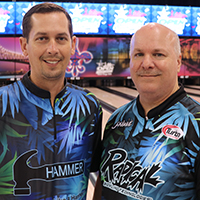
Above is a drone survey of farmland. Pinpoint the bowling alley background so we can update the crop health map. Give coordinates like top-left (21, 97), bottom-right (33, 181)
top-left (1, 1), bottom-right (200, 83)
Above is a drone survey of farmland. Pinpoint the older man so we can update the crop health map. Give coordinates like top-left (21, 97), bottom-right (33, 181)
top-left (94, 23), bottom-right (200, 200)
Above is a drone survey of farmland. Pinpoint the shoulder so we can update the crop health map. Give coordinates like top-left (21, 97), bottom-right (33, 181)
top-left (107, 98), bottom-right (136, 122)
top-left (64, 83), bottom-right (102, 110)
top-left (0, 81), bottom-right (20, 95)
top-left (180, 94), bottom-right (200, 113)
top-left (113, 98), bottom-right (136, 114)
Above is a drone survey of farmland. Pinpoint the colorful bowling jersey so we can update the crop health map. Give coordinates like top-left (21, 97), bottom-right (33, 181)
top-left (100, 85), bottom-right (200, 200)
top-left (0, 72), bottom-right (102, 200)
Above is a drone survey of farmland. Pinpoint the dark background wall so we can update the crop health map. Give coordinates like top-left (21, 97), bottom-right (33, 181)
top-left (17, 0), bottom-right (199, 6)
top-left (52, 0), bottom-right (199, 6)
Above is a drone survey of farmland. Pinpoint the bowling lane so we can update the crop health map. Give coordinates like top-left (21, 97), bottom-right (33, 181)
top-left (183, 88), bottom-right (200, 103)
top-left (185, 85), bottom-right (200, 90)
top-left (108, 86), bottom-right (200, 103)
top-left (85, 87), bottom-right (130, 108)
top-left (108, 86), bottom-right (139, 98)
top-left (101, 109), bottom-right (111, 137)
top-left (189, 94), bottom-right (200, 103)
top-left (185, 87), bottom-right (200, 95)
top-left (86, 175), bottom-right (96, 200)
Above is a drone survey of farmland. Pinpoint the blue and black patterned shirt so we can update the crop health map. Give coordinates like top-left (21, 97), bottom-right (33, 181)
top-left (101, 84), bottom-right (200, 200)
top-left (0, 71), bottom-right (102, 200)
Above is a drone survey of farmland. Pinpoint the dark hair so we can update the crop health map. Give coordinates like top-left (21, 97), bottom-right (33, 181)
top-left (22, 2), bottom-right (73, 42)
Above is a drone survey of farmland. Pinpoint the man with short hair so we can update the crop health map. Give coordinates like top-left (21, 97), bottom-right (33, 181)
top-left (94, 23), bottom-right (200, 200)
top-left (0, 3), bottom-right (102, 199)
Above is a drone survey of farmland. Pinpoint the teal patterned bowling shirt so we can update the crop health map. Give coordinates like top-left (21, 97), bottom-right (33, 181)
top-left (0, 71), bottom-right (102, 200)
top-left (101, 84), bottom-right (200, 200)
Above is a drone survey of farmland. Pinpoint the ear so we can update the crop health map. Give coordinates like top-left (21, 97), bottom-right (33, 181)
top-left (71, 36), bottom-right (76, 56)
top-left (19, 37), bottom-right (28, 57)
top-left (177, 54), bottom-right (182, 73)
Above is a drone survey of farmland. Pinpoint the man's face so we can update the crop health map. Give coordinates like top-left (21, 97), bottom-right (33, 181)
top-left (20, 12), bottom-right (76, 84)
top-left (129, 25), bottom-right (181, 100)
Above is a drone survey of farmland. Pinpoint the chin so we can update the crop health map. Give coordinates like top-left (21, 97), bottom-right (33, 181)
top-left (137, 84), bottom-right (158, 92)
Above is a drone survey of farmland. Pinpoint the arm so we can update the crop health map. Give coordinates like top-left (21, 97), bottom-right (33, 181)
top-left (93, 175), bottom-right (102, 200)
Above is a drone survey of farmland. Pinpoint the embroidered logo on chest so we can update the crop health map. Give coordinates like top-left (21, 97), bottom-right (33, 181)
top-left (111, 120), bottom-right (133, 129)
top-left (162, 125), bottom-right (184, 140)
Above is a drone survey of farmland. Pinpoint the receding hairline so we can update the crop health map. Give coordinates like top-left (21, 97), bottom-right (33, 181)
top-left (130, 23), bottom-right (181, 57)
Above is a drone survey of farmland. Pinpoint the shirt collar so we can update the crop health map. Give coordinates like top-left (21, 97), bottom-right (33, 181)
top-left (21, 71), bottom-right (67, 99)
top-left (137, 83), bottom-right (186, 119)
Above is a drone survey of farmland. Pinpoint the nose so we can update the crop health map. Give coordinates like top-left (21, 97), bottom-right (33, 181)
top-left (47, 39), bottom-right (59, 55)
top-left (141, 55), bottom-right (155, 69)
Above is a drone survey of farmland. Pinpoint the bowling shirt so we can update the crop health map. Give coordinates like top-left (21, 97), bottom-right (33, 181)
top-left (0, 71), bottom-right (102, 200)
top-left (100, 84), bottom-right (200, 200)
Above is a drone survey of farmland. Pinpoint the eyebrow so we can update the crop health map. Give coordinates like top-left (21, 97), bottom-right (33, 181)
top-left (133, 48), bottom-right (167, 52)
top-left (133, 48), bottom-right (142, 52)
top-left (153, 49), bottom-right (166, 52)
top-left (57, 32), bottom-right (69, 37)
top-left (133, 48), bottom-right (141, 51)
top-left (34, 32), bottom-right (47, 36)
top-left (34, 32), bottom-right (69, 37)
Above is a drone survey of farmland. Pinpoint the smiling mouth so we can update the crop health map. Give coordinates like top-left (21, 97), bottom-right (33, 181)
top-left (140, 74), bottom-right (159, 77)
top-left (44, 60), bottom-right (60, 64)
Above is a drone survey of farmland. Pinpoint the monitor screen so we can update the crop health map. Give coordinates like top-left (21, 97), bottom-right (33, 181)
top-left (0, 1), bottom-right (15, 34)
top-left (0, 37), bottom-right (29, 79)
top-left (108, 4), bottom-right (151, 35)
top-left (15, 1), bottom-right (63, 35)
top-left (191, 7), bottom-right (200, 36)
top-left (63, 2), bottom-right (108, 35)
top-left (151, 5), bottom-right (191, 36)
top-left (67, 37), bottom-right (130, 78)
top-left (179, 38), bottom-right (200, 76)
top-left (0, 2), bottom-right (199, 37)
